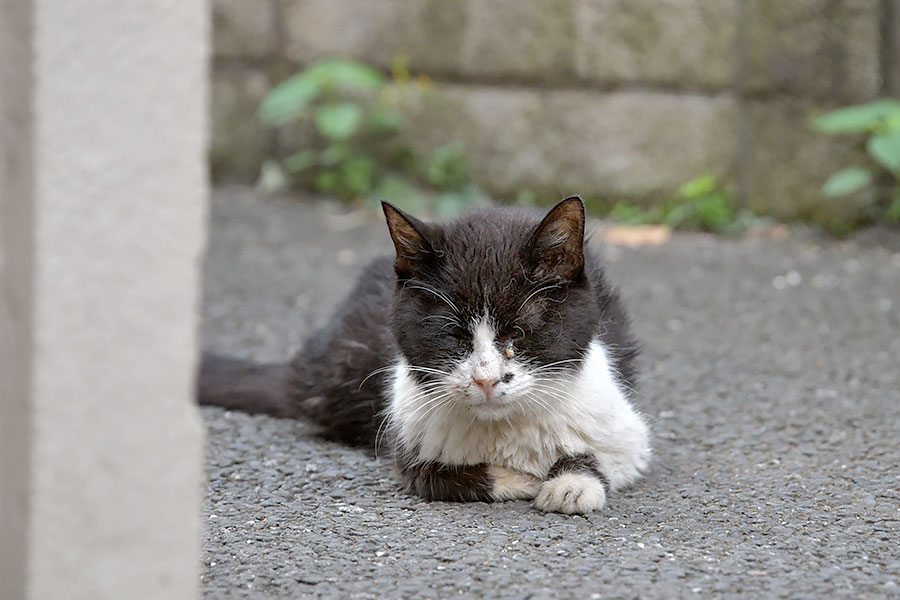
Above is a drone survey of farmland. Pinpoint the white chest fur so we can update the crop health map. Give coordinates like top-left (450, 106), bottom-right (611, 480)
top-left (387, 339), bottom-right (651, 490)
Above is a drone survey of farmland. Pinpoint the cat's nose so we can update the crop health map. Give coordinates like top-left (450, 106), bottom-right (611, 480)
top-left (472, 376), bottom-right (499, 398)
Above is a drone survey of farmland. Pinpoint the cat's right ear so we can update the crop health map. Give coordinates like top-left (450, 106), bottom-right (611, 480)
top-left (382, 201), bottom-right (434, 279)
top-left (525, 196), bottom-right (586, 281)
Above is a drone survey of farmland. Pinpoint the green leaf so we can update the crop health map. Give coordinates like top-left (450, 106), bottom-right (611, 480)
top-left (883, 194), bottom-right (900, 224)
top-left (811, 99), bottom-right (900, 134)
top-left (693, 193), bottom-right (736, 233)
top-left (283, 150), bottom-right (318, 173)
top-left (435, 185), bottom-right (489, 218)
top-left (886, 111), bottom-right (900, 133)
top-left (388, 146), bottom-right (416, 172)
top-left (821, 167), bottom-right (873, 197)
top-left (340, 156), bottom-right (378, 197)
top-left (516, 189), bottom-right (538, 206)
top-left (368, 108), bottom-right (404, 133)
top-left (319, 143), bottom-right (350, 167)
top-left (611, 203), bottom-right (659, 226)
top-left (258, 73), bottom-right (321, 126)
top-left (426, 143), bottom-right (469, 191)
top-left (304, 58), bottom-right (386, 91)
top-left (258, 58), bottom-right (386, 127)
top-left (677, 174), bottom-right (717, 200)
top-left (662, 203), bottom-right (694, 229)
top-left (315, 170), bottom-right (338, 193)
top-left (867, 131), bottom-right (900, 172)
top-left (314, 103), bottom-right (363, 140)
top-left (374, 176), bottom-right (429, 213)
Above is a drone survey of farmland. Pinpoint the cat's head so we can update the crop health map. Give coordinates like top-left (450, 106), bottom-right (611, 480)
top-left (382, 197), bottom-right (601, 420)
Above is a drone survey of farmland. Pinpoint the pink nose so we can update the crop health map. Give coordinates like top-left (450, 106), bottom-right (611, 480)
top-left (473, 376), bottom-right (499, 398)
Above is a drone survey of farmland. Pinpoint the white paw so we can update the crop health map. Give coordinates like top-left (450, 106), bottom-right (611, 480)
top-left (534, 473), bottom-right (607, 514)
top-left (488, 466), bottom-right (542, 501)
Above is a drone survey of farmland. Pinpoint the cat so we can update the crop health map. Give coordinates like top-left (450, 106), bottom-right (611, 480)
top-left (198, 196), bottom-right (651, 514)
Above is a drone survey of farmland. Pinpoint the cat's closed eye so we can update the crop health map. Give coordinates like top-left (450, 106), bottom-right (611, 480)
top-left (447, 325), bottom-right (471, 351)
top-left (499, 325), bottom-right (526, 343)
top-left (448, 325), bottom-right (468, 339)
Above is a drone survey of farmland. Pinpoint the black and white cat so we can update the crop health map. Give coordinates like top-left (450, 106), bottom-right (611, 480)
top-left (199, 197), bottom-right (651, 514)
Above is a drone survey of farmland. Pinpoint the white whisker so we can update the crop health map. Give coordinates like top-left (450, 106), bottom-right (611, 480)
top-left (516, 284), bottom-right (561, 315)
top-left (401, 281), bottom-right (460, 314)
top-left (404, 365), bottom-right (453, 377)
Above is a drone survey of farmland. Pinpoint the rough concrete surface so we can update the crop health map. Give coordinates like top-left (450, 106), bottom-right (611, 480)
top-left (201, 187), bottom-right (900, 599)
top-left (1, 1), bottom-right (206, 598)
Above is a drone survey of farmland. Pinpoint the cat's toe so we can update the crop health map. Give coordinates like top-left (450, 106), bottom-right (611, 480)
top-left (534, 473), bottom-right (606, 514)
top-left (488, 466), bottom-right (542, 500)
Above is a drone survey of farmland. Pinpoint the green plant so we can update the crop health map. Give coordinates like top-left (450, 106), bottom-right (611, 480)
top-left (258, 57), bottom-right (402, 200)
top-left (812, 98), bottom-right (900, 224)
top-left (257, 56), bottom-right (487, 217)
top-left (666, 174), bottom-right (737, 233)
top-left (424, 142), bottom-right (489, 217)
top-left (608, 202), bottom-right (664, 226)
top-left (426, 142), bottom-right (469, 191)
top-left (605, 174), bottom-right (742, 234)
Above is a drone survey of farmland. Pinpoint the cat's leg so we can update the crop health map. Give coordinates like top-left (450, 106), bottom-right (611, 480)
top-left (398, 462), bottom-right (491, 502)
top-left (588, 387), bottom-right (652, 494)
top-left (487, 466), bottom-right (542, 500)
top-left (398, 461), bottom-right (541, 502)
top-left (535, 401), bottom-right (651, 514)
top-left (534, 340), bottom-right (652, 514)
top-left (535, 454), bottom-right (608, 514)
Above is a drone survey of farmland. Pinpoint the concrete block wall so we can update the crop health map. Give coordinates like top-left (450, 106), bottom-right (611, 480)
top-left (212, 0), bottom-right (899, 221)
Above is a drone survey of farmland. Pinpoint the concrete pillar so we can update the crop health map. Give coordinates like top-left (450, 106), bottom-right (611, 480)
top-left (1, 1), bottom-right (35, 598)
top-left (1, 1), bottom-right (208, 598)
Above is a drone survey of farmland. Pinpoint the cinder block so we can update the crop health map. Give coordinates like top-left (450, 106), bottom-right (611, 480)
top-left (213, 0), bottom-right (277, 58)
top-left (575, 0), bottom-right (737, 89)
top-left (282, 0), bottom-right (467, 74)
top-left (742, 0), bottom-right (881, 102)
top-left (211, 69), bottom-right (271, 181)
top-left (395, 84), bottom-right (738, 201)
top-left (461, 0), bottom-right (577, 81)
top-left (743, 99), bottom-right (869, 225)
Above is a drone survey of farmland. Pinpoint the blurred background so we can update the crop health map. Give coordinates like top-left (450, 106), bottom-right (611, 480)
top-left (210, 0), bottom-right (900, 235)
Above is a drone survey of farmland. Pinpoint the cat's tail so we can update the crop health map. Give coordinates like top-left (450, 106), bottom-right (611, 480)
top-left (196, 352), bottom-right (299, 418)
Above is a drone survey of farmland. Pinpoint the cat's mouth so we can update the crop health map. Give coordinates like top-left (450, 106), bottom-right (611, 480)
top-left (464, 394), bottom-right (517, 419)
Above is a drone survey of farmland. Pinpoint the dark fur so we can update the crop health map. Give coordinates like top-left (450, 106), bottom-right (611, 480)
top-left (198, 198), bottom-right (639, 501)
top-left (197, 354), bottom-right (293, 417)
top-left (383, 202), bottom-right (638, 390)
top-left (547, 454), bottom-right (610, 491)
top-left (394, 444), bottom-right (493, 503)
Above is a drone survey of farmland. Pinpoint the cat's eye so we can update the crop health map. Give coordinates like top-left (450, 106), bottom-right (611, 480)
top-left (445, 326), bottom-right (470, 352)
top-left (505, 339), bottom-right (516, 359)
top-left (448, 325), bottom-right (468, 339)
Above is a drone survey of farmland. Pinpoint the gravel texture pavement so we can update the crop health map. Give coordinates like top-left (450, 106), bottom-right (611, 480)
top-left (201, 187), bottom-right (900, 599)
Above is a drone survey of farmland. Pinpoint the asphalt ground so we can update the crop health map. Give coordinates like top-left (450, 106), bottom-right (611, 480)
top-left (200, 186), bottom-right (900, 599)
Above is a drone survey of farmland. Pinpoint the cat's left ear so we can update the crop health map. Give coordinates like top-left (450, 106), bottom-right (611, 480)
top-left (525, 196), bottom-right (585, 281)
top-left (382, 201), bottom-right (435, 279)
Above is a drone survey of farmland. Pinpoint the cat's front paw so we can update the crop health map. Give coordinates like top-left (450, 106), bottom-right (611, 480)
top-left (488, 466), bottom-right (542, 501)
top-left (534, 473), bottom-right (607, 514)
